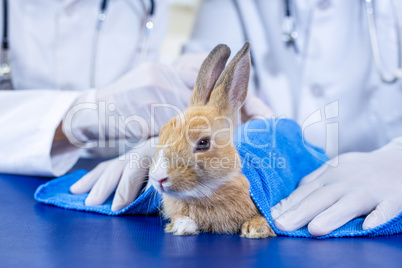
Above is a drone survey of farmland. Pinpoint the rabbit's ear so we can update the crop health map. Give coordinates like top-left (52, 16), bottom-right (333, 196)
top-left (209, 42), bottom-right (250, 114)
top-left (189, 44), bottom-right (231, 106)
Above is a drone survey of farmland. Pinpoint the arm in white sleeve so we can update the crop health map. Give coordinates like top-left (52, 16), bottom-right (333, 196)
top-left (0, 90), bottom-right (82, 177)
top-left (271, 135), bottom-right (402, 236)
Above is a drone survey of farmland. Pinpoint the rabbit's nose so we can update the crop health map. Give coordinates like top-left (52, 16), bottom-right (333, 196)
top-left (159, 178), bottom-right (168, 191)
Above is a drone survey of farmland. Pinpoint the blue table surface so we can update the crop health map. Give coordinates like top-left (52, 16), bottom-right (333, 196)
top-left (1, 162), bottom-right (402, 268)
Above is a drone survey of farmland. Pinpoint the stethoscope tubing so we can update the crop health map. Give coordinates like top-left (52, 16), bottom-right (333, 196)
top-left (365, 0), bottom-right (402, 84)
top-left (0, 0), bottom-right (155, 89)
top-left (90, 0), bottom-right (155, 88)
top-left (283, 0), bottom-right (402, 84)
top-left (3, 1), bottom-right (400, 87)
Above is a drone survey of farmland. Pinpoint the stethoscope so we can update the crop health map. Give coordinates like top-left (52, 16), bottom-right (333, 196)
top-left (282, 0), bottom-right (402, 84)
top-left (0, 0), bottom-right (10, 89)
top-left (0, 0), bottom-right (155, 89)
top-left (364, 0), bottom-right (402, 83)
top-left (90, 0), bottom-right (155, 88)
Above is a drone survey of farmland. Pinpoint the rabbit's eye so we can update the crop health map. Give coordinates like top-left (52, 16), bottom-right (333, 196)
top-left (196, 137), bottom-right (210, 152)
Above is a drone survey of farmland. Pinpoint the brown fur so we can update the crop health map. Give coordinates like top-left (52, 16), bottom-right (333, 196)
top-left (150, 43), bottom-right (275, 239)
top-left (163, 174), bottom-right (258, 234)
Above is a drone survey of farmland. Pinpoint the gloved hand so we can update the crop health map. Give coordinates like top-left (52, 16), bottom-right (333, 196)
top-left (270, 137), bottom-right (402, 236)
top-left (241, 92), bottom-right (274, 122)
top-left (62, 62), bottom-right (196, 147)
top-left (68, 54), bottom-right (206, 207)
top-left (173, 54), bottom-right (275, 123)
top-left (70, 137), bottom-right (159, 211)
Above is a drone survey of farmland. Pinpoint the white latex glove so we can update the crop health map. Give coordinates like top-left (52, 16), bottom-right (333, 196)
top-left (62, 62), bottom-right (195, 146)
top-left (70, 137), bottom-right (158, 211)
top-left (171, 53), bottom-right (207, 89)
top-left (68, 54), bottom-right (207, 207)
top-left (241, 92), bottom-right (274, 122)
top-left (270, 137), bottom-right (402, 236)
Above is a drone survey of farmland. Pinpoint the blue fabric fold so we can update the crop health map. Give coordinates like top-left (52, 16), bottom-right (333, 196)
top-left (34, 119), bottom-right (402, 238)
top-left (34, 169), bottom-right (161, 216)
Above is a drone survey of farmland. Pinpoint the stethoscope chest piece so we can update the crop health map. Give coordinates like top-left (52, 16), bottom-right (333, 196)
top-left (0, 0), bottom-right (11, 89)
top-left (282, 16), bottom-right (298, 50)
top-left (0, 49), bottom-right (11, 89)
top-left (282, 0), bottom-right (299, 53)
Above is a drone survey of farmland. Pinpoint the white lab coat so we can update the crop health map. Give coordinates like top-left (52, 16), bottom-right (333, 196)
top-left (184, 0), bottom-right (402, 157)
top-left (0, 0), bottom-right (167, 176)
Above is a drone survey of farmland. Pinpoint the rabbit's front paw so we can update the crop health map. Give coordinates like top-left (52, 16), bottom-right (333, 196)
top-left (164, 223), bottom-right (175, 233)
top-left (165, 216), bottom-right (199, 235)
top-left (241, 215), bottom-right (276, 239)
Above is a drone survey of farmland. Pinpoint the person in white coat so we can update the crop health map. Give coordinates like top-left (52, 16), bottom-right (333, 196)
top-left (180, 0), bottom-right (402, 236)
top-left (74, 0), bottom-right (402, 236)
top-left (0, 0), bottom-right (200, 208)
top-left (3, 0), bottom-right (402, 236)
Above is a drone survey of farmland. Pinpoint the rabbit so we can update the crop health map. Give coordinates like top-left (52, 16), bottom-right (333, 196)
top-left (148, 43), bottom-right (276, 239)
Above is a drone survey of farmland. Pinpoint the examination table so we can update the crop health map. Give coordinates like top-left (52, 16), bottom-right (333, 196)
top-left (0, 160), bottom-right (401, 268)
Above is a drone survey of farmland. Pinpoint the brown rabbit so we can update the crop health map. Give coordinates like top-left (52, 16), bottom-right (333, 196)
top-left (149, 43), bottom-right (276, 239)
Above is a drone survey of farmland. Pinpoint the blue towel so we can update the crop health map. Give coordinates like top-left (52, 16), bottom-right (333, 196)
top-left (34, 170), bottom-right (161, 216)
top-left (35, 119), bottom-right (402, 238)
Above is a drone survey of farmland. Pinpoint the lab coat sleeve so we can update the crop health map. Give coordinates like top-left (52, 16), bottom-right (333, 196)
top-left (0, 90), bottom-right (82, 177)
